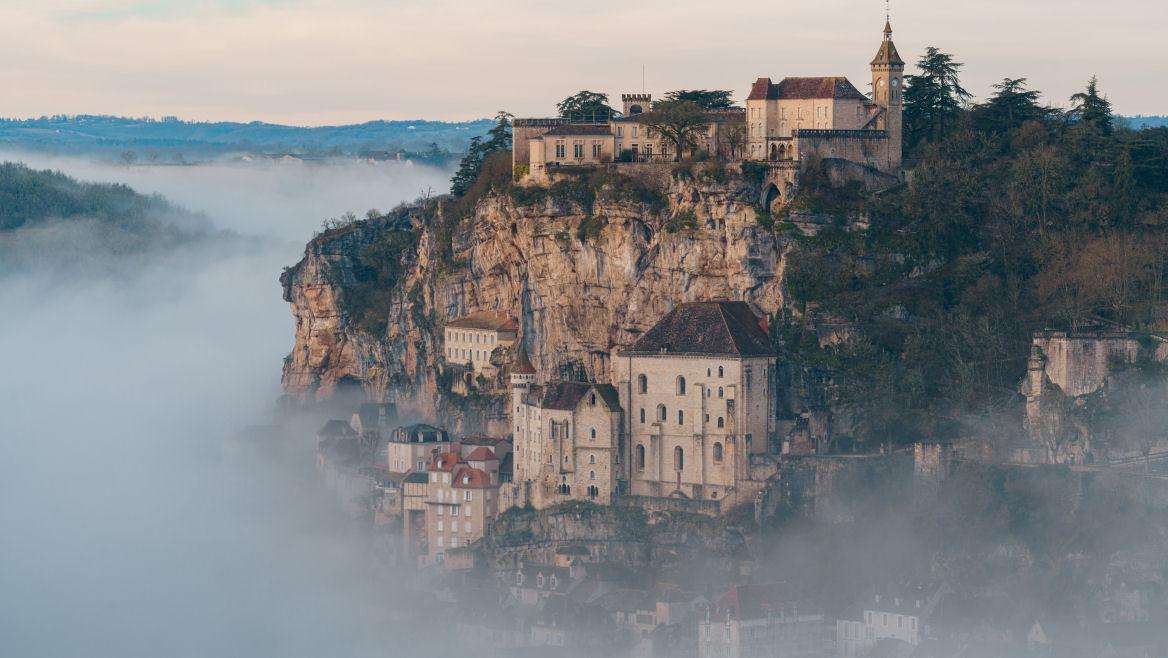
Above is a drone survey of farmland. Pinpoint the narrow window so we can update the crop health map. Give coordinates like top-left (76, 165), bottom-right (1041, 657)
top-left (638, 374), bottom-right (648, 394)
top-left (677, 376), bottom-right (686, 395)
top-left (589, 454), bottom-right (596, 464)
top-left (657, 404), bottom-right (666, 422)
top-left (717, 417), bottom-right (724, 428)
top-left (674, 446), bottom-right (684, 471)
top-left (590, 427), bottom-right (596, 439)
top-left (718, 366), bottom-right (724, 378)
top-left (639, 408), bottom-right (645, 423)
top-left (718, 386), bottom-right (724, 398)
top-left (678, 410), bottom-right (684, 425)
top-left (636, 445), bottom-right (645, 470)
top-left (713, 443), bottom-right (723, 462)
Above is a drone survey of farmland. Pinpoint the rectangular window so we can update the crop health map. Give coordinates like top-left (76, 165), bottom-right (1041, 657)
top-left (592, 142), bottom-right (602, 158)
top-left (555, 141), bottom-right (566, 159)
top-left (617, 126), bottom-right (623, 137)
top-left (437, 520), bottom-right (443, 530)
top-left (573, 142), bottom-right (584, 158)
top-left (464, 491), bottom-right (472, 501)
top-left (632, 127), bottom-right (638, 138)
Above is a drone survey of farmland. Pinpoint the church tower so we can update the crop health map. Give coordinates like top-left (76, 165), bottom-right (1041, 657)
top-left (871, 19), bottom-right (905, 171)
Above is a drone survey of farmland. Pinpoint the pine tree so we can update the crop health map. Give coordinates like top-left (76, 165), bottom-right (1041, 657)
top-left (973, 78), bottom-right (1047, 134)
top-left (449, 111), bottom-right (512, 197)
top-left (903, 47), bottom-right (972, 148)
top-left (1070, 75), bottom-right (1113, 133)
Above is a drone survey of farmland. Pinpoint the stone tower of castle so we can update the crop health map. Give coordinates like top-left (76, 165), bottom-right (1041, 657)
top-left (871, 20), bottom-right (905, 171)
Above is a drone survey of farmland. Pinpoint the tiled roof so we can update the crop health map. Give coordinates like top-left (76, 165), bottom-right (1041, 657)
top-left (428, 451), bottom-right (461, 472)
top-left (523, 382), bottom-right (622, 412)
top-left (453, 466), bottom-right (493, 489)
top-left (447, 311), bottom-right (519, 332)
top-left (391, 423), bottom-right (450, 444)
top-left (465, 446), bottom-right (498, 462)
top-left (622, 301), bottom-right (775, 358)
top-left (747, 76), bottom-right (867, 101)
top-left (871, 39), bottom-right (904, 67)
top-left (511, 347), bottom-right (536, 375)
top-left (539, 124), bottom-right (613, 137)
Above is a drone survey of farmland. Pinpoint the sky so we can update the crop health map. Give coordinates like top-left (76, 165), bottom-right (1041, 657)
top-left (1, 0), bottom-right (1166, 124)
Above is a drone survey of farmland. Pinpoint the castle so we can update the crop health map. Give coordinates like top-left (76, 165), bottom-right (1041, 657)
top-left (508, 301), bottom-right (780, 515)
top-left (512, 21), bottom-right (905, 193)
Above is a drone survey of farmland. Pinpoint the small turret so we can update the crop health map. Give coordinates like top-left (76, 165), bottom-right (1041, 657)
top-left (510, 346), bottom-right (536, 389)
top-left (871, 19), bottom-right (905, 171)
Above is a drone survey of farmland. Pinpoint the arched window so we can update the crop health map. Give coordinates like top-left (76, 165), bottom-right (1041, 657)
top-left (638, 374), bottom-right (648, 394)
top-left (590, 427), bottom-right (596, 439)
top-left (589, 470), bottom-right (596, 480)
top-left (588, 485), bottom-right (599, 499)
top-left (639, 408), bottom-right (645, 423)
top-left (657, 404), bottom-right (667, 422)
top-left (713, 442), bottom-right (724, 462)
top-left (677, 376), bottom-right (686, 395)
top-left (717, 417), bottom-right (725, 428)
top-left (717, 366), bottom-right (724, 378)
top-left (636, 445), bottom-right (646, 471)
top-left (589, 454), bottom-right (596, 464)
top-left (718, 386), bottom-right (724, 399)
top-left (678, 410), bottom-right (684, 425)
top-left (674, 446), bottom-right (684, 471)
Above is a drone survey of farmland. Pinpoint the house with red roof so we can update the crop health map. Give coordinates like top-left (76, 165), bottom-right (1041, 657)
top-left (421, 450), bottom-right (503, 566)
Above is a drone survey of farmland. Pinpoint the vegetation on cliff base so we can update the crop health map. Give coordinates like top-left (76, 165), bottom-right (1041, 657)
top-left (781, 58), bottom-right (1168, 446)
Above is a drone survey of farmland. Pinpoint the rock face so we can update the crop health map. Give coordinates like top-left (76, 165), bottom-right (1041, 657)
top-left (281, 168), bottom-right (791, 431)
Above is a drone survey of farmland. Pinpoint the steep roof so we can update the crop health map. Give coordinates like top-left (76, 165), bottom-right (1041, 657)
top-left (447, 311), bottom-right (519, 332)
top-left (453, 466), bottom-right (494, 489)
top-left (428, 451), bottom-right (461, 472)
top-left (747, 76), bottom-right (868, 101)
top-left (465, 446), bottom-right (498, 462)
top-left (318, 419), bottom-right (356, 437)
top-left (871, 22), bottom-right (905, 67)
top-left (622, 301), bottom-right (775, 358)
top-left (511, 346), bottom-right (536, 375)
top-left (523, 382), bottom-right (621, 412)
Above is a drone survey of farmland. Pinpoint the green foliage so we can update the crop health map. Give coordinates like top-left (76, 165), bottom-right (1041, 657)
top-left (664, 208), bottom-right (698, 233)
top-left (780, 88), bottom-right (1168, 446)
top-left (341, 208), bottom-right (420, 336)
top-left (664, 89), bottom-right (736, 109)
top-left (972, 78), bottom-right (1051, 136)
top-left (1070, 75), bottom-right (1114, 134)
top-left (450, 111), bottom-right (512, 197)
top-left (740, 160), bottom-right (769, 191)
top-left (638, 100), bottom-right (708, 162)
top-left (556, 91), bottom-right (616, 121)
top-left (903, 47), bottom-right (973, 152)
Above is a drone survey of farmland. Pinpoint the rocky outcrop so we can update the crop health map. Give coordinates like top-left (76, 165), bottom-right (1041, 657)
top-left (281, 167), bottom-right (792, 431)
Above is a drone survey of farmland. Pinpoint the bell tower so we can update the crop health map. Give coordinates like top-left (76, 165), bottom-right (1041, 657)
top-left (871, 18), bottom-right (905, 171)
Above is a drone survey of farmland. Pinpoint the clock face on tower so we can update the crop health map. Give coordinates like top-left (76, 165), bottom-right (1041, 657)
top-left (892, 78), bottom-right (900, 88)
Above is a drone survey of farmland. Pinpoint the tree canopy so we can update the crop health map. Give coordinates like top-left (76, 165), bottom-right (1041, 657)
top-left (664, 90), bottom-right (737, 110)
top-left (556, 91), bottom-right (617, 121)
top-left (903, 47), bottom-right (973, 150)
top-left (637, 100), bottom-right (709, 162)
top-left (450, 111), bottom-right (512, 197)
top-left (1070, 75), bottom-right (1114, 133)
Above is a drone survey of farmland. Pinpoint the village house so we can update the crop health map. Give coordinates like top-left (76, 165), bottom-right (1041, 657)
top-left (421, 450), bottom-right (501, 566)
top-left (349, 402), bottom-right (396, 444)
top-left (836, 583), bottom-right (946, 655)
top-left (698, 584), bottom-right (828, 658)
top-left (385, 422), bottom-right (451, 474)
top-left (444, 311), bottom-right (518, 381)
top-left (510, 374), bottom-right (624, 509)
top-left (616, 301), bottom-right (778, 511)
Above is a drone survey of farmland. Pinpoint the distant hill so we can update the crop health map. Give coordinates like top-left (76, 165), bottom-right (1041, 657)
top-left (0, 115), bottom-right (494, 160)
top-left (0, 161), bottom-right (231, 274)
top-left (1123, 115), bottom-right (1168, 129)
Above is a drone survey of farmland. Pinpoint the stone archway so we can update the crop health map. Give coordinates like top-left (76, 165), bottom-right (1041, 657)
top-left (761, 183), bottom-right (781, 210)
top-left (769, 143), bottom-right (779, 161)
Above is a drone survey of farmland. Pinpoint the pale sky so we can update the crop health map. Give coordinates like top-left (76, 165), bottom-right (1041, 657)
top-left (1, 0), bottom-right (1166, 125)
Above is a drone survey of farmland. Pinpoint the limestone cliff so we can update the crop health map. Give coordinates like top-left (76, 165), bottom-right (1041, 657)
top-left (281, 166), bottom-right (791, 431)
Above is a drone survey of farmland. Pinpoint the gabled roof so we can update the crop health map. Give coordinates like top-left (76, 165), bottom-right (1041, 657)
top-left (465, 446), bottom-right (499, 462)
top-left (318, 419), bottom-right (357, 437)
top-left (523, 382), bottom-right (622, 412)
top-left (747, 76), bottom-right (868, 101)
top-left (622, 301), bottom-right (775, 358)
top-left (453, 465), bottom-right (494, 489)
top-left (511, 346), bottom-right (536, 375)
top-left (447, 311), bottom-right (519, 332)
top-left (428, 451), bottom-right (461, 472)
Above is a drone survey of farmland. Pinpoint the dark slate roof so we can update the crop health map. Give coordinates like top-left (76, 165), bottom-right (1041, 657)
top-left (747, 76), bottom-right (867, 101)
top-left (622, 301), bottom-right (775, 358)
top-left (318, 419), bottom-right (357, 437)
top-left (539, 124), bottom-right (613, 137)
top-left (523, 382), bottom-right (621, 412)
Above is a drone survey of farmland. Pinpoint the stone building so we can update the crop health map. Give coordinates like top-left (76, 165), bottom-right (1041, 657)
top-left (698, 584), bottom-right (827, 658)
top-left (615, 301), bottom-right (778, 509)
top-left (745, 21), bottom-right (903, 177)
top-left (511, 374), bottom-right (624, 509)
top-left (386, 422), bottom-right (452, 474)
top-left (421, 450), bottom-right (501, 566)
top-left (444, 311), bottom-right (518, 379)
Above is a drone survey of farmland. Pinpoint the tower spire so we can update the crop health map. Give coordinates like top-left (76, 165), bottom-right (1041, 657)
top-left (884, 0), bottom-right (893, 39)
